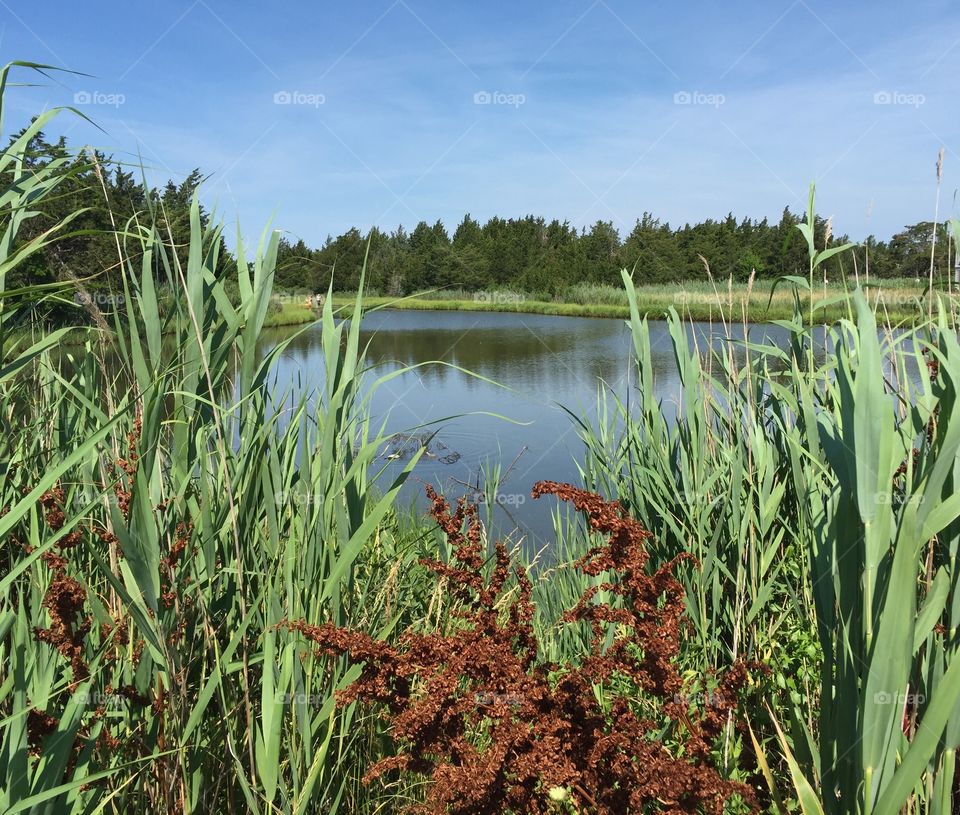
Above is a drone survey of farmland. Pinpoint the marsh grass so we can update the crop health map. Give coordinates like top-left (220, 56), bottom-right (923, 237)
top-left (0, 64), bottom-right (444, 813)
top-left (330, 277), bottom-right (952, 323)
top-left (565, 189), bottom-right (960, 813)
top-left (5, 58), bottom-right (960, 815)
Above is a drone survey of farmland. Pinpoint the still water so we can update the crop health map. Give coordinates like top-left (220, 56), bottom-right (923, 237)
top-left (263, 310), bottom-right (798, 549)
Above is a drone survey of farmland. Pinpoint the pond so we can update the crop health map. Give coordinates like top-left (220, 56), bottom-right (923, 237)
top-left (263, 309), bottom-right (805, 550)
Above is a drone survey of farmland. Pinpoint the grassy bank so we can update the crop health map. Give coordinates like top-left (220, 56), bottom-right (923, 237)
top-left (328, 278), bottom-right (954, 323)
top-left (7, 298), bottom-right (317, 348)
top-left (14, 279), bottom-right (944, 351)
top-left (263, 300), bottom-right (317, 328)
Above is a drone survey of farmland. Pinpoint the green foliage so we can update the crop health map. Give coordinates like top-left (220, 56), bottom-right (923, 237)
top-left (6, 58), bottom-right (960, 815)
top-left (567, 193), bottom-right (960, 813)
top-left (0, 65), bottom-right (433, 813)
top-left (273, 203), bottom-right (949, 296)
top-left (2, 122), bottom-right (227, 330)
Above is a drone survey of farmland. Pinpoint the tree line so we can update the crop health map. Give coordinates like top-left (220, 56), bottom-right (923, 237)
top-left (6, 126), bottom-right (954, 324)
top-left (6, 127), bottom-right (227, 325)
top-left (278, 214), bottom-right (952, 295)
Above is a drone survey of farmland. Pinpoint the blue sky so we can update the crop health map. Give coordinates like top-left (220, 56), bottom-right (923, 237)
top-left (3, 0), bottom-right (959, 243)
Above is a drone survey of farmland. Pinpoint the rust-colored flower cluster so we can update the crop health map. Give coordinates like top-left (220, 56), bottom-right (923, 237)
top-left (26, 413), bottom-right (189, 773)
top-left (31, 412), bottom-right (146, 686)
top-left (33, 487), bottom-right (92, 687)
top-left (281, 482), bottom-right (757, 814)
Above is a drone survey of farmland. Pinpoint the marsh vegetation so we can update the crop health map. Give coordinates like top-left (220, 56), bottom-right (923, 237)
top-left (4, 61), bottom-right (960, 814)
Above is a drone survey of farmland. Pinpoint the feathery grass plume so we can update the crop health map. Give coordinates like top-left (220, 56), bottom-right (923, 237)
top-left (930, 146), bottom-right (946, 320)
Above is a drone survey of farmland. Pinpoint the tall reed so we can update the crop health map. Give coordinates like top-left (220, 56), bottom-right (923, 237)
top-left (568, 190), bottom-right (960, 813)
top-left (0, 63), bottom-right (438, 814)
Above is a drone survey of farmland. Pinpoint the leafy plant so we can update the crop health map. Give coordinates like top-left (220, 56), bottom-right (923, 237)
top-left (281, 482), bottom-right (758, 814)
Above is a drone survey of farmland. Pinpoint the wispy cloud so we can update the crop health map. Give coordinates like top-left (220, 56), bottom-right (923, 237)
top-left (1, 0), bottom-right (957, 242)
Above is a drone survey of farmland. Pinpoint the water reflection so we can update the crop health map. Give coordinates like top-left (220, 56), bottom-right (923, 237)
top-left (262, 310), bottom-right (814, 549)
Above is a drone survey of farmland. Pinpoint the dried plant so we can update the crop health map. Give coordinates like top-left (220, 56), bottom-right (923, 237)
top-left (281, 482), bottom-right (756, 814)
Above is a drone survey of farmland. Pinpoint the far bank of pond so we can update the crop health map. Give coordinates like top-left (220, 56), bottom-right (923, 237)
top-left (18, 279), bottom-right (948, 348)
top-left (328, 280), bottom-right (946, 323)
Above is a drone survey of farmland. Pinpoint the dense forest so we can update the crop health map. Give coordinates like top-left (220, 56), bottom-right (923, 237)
top-left (276, 213), bottom-right (952, 295)
top-left (11, 126), bottom-right (955, 315)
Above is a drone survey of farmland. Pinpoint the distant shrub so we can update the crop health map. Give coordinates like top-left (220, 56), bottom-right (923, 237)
top-left (562, 283), bottom-right (630, 307)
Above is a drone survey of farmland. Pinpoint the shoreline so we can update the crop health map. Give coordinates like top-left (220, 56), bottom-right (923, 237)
top-left (328, 288), bottom-right (945, 324)
top-left (9, 284), bottom-right (953, 348)
top-left (9, 302), bottom-right (319, 348)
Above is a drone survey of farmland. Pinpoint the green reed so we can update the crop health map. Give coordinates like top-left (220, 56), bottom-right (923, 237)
top-left (0, 63), bottom-right (442, 814)
top-left (566, 190), bottom-right (960, 813)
